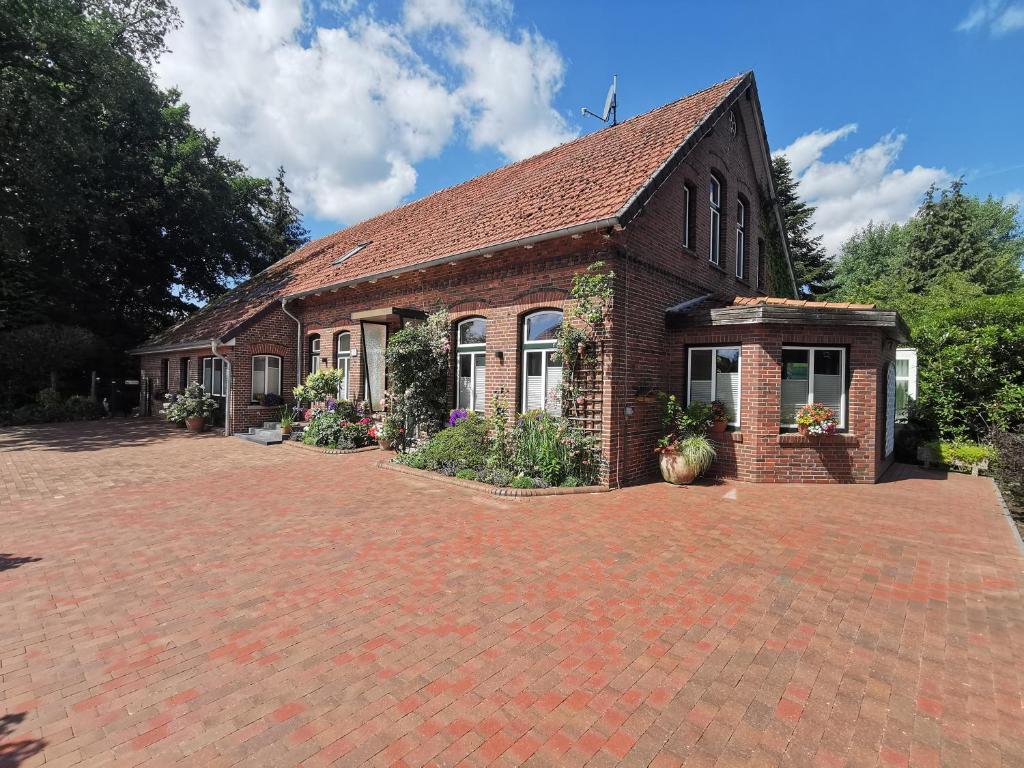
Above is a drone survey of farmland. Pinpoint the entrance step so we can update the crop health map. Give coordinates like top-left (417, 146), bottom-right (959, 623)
top-left (233, 428), bottom-right (283, 446)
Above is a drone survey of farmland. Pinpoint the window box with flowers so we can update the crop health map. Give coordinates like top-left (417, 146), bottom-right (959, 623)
top-left (794, 403), bottom-right (839, 436)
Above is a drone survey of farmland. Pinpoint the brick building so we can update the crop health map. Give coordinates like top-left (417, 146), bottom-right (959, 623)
top-left (132, 72), bottom-right (908, 485)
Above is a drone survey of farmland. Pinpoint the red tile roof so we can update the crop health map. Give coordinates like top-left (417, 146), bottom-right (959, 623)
top-left (138, 73), bottom-right (751, 350)
top-left (729, 296), bottom-right (877, 310)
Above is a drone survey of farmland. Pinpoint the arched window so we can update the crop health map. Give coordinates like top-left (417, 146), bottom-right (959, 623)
top-left (309, 334), bottom-right (321, 374)
top-left (336, 332), bottom-right (351, 401)
top-left (521, 310), bottom-right (563, 414)
top-left (709, 174), bottom-right (722, 265)
top-left (456, 318), bottom-right (486, 412)
top-left (251, 355), bottom-right (281, 403)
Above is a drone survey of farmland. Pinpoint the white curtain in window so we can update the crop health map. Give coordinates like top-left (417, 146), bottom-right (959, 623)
top-left (267, 356), bottom-right (281, 395)
top-left (363, 323), bottom-right (387, 410)
top-left (337, 357), bottom-right (349, 401)
top-left (781, 380), bottom-right (809, 424)
top-left (252, 357), bottom-right (265, 399)
top-left (525, 351), bottom-right (544, 411)
top-left (473, 354), bottom-right (486, 412)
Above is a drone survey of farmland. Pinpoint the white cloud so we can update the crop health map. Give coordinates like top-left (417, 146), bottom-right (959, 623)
top-left (957, 1), bottom-right (1024, 34)
top-left (156, 0), bottom-right (575, 224)
top-left (775, 128), bottom-right (948, 254)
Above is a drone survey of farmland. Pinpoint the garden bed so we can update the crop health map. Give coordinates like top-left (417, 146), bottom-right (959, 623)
top-left (378, 459), bottom-right (609, 497)
top-left (285, 441), bottom-right (379, 455)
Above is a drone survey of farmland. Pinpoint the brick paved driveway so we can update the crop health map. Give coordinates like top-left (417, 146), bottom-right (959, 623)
top-left (2, 420), bottom-right (1023, 767)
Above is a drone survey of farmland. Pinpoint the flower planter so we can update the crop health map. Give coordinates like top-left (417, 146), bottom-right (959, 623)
top-left (185, 416), bottom-right (205, 433)
top-left (711, 419), bottom-right (727, 433)
top-left (378, 437), bottom-right (393, 450)
top-left (658, 451), bottom-right (699, 485)
top-left (174, 420), bottom-right (187, 429)
top-left (798, 424), bottom-right (809, 437)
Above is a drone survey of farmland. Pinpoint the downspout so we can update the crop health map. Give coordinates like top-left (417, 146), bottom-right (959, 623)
top-left (280, 298), bottom-right (302, 388)
top-left (210, 339), bottom-right (231, 437)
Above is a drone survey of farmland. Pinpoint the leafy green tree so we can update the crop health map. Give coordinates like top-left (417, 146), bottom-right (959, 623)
top-left (831, 222), bottom-right (911, 298)
top-left (772, 155), bottom-right (834, 298)
top-left (0, 0), bottom-right (307, 402)
top-left (908, 179), bottom-right (1023, 294)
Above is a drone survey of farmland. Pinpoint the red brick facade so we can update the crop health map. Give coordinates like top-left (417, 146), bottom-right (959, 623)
top-left (136, 82), bottom-right (903, 486)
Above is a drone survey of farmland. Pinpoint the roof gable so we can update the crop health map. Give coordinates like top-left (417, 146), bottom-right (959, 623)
top-left (139, 72), bottom-right (768, 351)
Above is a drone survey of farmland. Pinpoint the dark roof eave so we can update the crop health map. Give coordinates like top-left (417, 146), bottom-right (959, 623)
top-left (666, 304), bottom-right (910, 342)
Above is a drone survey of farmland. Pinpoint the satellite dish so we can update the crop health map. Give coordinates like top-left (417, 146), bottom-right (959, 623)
top-left (581, 74), bottom-right (618, 126)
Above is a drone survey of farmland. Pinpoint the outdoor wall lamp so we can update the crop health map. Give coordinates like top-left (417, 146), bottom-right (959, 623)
top-left (494, 349), bottom-right (504, 362)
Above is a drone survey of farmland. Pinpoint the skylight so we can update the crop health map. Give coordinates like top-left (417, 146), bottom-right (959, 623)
top-left (333, 241), bottom-right (370, 266)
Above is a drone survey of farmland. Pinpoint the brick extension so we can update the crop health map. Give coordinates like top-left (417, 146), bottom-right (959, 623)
top-left (2, 420), bottom-right (1023, 766)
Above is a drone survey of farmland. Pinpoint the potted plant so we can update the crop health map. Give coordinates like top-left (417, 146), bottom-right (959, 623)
top-left (278, 406), bottom-right (294, 436)
top-left (654, 394), bottom-right (716, 484)
top-left (709, 400), bottom-right (729, 433)
top-left (173, 382), bottom-right (217, 432)
top-left (376, 413), bottom-right (404, 450)
top-left (794, 403), bottom-right (838, 436)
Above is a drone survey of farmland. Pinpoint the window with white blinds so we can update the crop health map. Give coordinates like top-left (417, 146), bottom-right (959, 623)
top-left (687, 346), bottom-right (741, 426)
top-left (521, 311), bottom-right (562, 414)
top-left (780, 347), bottom-right (846, 428)
top-left (202, 357), bottom-right (227, 397)
top-left (456, 318), bottom-right (487, 412)
top-left (251, 355), bottom-right (281, 402)
top-left (336, 332), bottom-right (351, 401)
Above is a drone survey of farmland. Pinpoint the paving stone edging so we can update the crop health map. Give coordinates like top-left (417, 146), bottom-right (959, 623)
top-left (377, 460), bottom-right (610, 497)
top-left (989, 477), bottom-right (1024, 555)
top-left (284, 442), bottom-right (380, 455)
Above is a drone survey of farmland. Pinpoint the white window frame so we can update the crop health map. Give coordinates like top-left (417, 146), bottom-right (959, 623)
top-left (309, 335), bottom-right (321, 374)
top-left (520, 311), bottom-right (563, 414)
top-left (251, 354), bottom-right (282, 403)
top-left (894, 347), bottom-right (918, 420)
top-left (709, 175), bottom-right (721, 265)
top-left (781, 346), bottom-right (847, 429)
top-left (456, 318), bottom-right (487, 413)
top-left (336, 332), bottom-right (351, 401)
top-left (201, 357), bottom-right (227, 397)
top-left (682, 184), bottom-right (691, 250)
top-left (686, 346), bottom-right (742, 427)
top-left (735, 200), bottom-right (746, 280)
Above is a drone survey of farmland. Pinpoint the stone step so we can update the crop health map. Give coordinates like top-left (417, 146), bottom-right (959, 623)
top-left (233, 429), bottom-right (283, 446)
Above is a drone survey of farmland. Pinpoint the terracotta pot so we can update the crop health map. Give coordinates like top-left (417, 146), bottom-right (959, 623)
top-left (658, 451), bottom-right (698, 485)
top-left (185, 416), bottom-right (205, 433)
top-left (378, 437), bottom-right (393, 451)
top-left (711, 419), bottom-right (728, 433)
top-left (798, 424), bottom-right (809, 437)
top-left (281, 425), bottom-right (292, 435)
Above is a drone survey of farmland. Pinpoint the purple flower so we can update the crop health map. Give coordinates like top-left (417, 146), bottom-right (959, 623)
top-left (449, 409), bottom-right (469, 426)
top-left (326, 397), bottom-right (337, 412)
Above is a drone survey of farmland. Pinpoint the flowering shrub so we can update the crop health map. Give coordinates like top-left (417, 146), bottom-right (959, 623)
top-left (795, 403), bottom-right (838, 435)
top-left (294, 368), bottom-right (343, 406)
top-left (301, 410), bottom-right (374, 449)
top-left (162, 382), bottom-right (216, 421)
top-left (449, 409), bottom-right (469, 427)
top-left (385, 309), bottom-right (450, 439)
top-left (710, 400), bottom-right (728, 422)
top-left (655, 394), bottom-right (712, 453)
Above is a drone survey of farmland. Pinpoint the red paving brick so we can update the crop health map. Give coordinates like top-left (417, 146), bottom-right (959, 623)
top-left (1, 419), bottom-right (1023, 766)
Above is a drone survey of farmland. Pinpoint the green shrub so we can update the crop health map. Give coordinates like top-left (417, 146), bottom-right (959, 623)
top-left (926, 440), bottom-right (995, 469)
top-left (511, 411), bottom-right (599, 486)
top-left (64, 395), bottom-right (103, 420)
top-left (412, 413), bottom-right (490, 472)
top-left (455, 469), bottom-right (477, 481)
top-left (560, 475), bottom-right (580, 488)
top-left (302, 411), bottom-right (373, 449)
top-left (510, 476), bottom-right (534, 489)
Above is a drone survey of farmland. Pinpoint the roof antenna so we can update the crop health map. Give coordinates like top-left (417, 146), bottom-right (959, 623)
top-left (581, 74), bottom-right (617, 126)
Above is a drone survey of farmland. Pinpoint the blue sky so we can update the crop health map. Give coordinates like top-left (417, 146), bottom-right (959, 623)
top-left (156, 0), bottom-right (1024, 252)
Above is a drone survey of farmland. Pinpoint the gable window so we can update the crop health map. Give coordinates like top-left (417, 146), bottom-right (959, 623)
top-left (202, 357), bottom-right (226, 397)
top-left (456, 318), bottom-right (487, 413)
top-left (521, 311), bottom-right (562, 414)
top-left (309, 334), bottom-right (321, 374)
top-left (781, 347), bottom-right (846, 429)
top-left (682, 183), bottom-right (693, 250)
top-left (735, 199), bottom-right (747, 280)
top-left (251, 355), bottom-right (281, 403)
top-left (709, 175), bottom-right (721, 265)
top-left (336, 332), bottom-right (351, 401)
top-left (687, 346), bottom-right (741, 427)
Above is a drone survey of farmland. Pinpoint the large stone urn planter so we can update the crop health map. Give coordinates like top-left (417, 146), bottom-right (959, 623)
top-left (185, 416), bottom-right (205, 433)
top-left (658, 451), bottom-right (699, 485)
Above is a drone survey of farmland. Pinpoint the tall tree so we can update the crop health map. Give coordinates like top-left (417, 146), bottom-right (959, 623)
top-left (830, 222), bottom-right (911, 299)
top-left (0, 0), bottom-right (306, 390)
top-left (907, 179), bottom-right (1023, 294)
top-left (262, 167), bottom-right (310, 268)
top-left (772, 155), bottom-right (835, 299)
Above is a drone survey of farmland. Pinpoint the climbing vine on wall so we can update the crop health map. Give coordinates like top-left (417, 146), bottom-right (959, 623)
top-left (760, 192), bottom-right (798, 298)
top-left (556, 262), bottom-right (614, 427)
